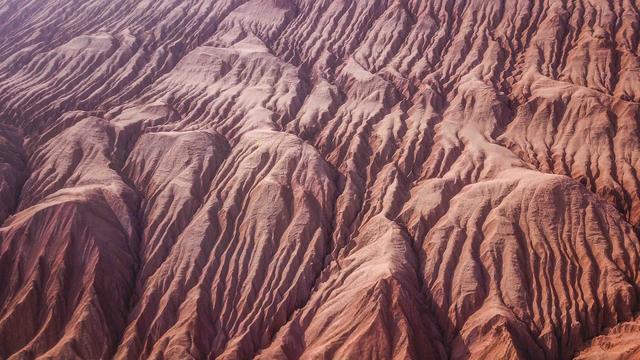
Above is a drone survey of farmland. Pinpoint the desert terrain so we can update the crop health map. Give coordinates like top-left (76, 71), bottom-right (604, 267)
top-left (1, 0), bottom-right (640, 359)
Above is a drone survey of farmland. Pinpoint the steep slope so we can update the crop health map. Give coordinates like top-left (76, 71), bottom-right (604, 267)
top-left (0, 125), bottom-right (25, 223)
top-left (0, 117), bottom-right (139, 359)
top-left (1, 0), bottom-right (640, 359)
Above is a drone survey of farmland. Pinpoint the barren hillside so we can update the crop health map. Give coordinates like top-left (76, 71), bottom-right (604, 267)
top-left (1, 0), bottom-right (640, 359)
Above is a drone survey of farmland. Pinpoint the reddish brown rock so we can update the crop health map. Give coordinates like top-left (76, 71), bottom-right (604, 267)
top-left (0, 125), bottom-right (25, 224)
top-left (1, 0), bottom-right (640, 359)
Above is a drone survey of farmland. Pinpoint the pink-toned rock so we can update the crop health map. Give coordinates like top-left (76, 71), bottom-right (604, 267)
top-left (1, 1), bottom-right (640, 359)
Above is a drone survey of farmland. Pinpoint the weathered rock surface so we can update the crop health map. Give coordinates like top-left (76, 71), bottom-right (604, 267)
top-left (1, 0), bottom-right (640, 359)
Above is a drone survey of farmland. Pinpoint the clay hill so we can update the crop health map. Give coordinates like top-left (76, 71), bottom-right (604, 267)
top-left (1, 0), bottom-right (640, 359)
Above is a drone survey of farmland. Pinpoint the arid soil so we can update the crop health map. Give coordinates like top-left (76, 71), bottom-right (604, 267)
top-left (1, 0), bottom-right (640, 359)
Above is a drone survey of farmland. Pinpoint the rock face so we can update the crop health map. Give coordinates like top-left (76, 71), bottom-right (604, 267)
top-left (1, 0), bottom-right (640, 359)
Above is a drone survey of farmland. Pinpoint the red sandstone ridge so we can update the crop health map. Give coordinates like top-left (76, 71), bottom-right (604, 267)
top-left (1, 0), bottom-right (640, 359)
